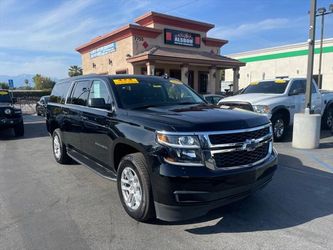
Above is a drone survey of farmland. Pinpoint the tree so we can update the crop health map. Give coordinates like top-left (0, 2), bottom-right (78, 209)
top-left (0, 82), bottom-right (9, 89)
top-left (24, 79), bottom-right (29, 87)
top-left (33, 74), bottom-right (55, 90)
top-left (68, 65), bottom-right (83, 77)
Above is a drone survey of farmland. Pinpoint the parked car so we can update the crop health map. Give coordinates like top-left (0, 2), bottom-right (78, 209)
top-left (0, 89), bottom-right (24, 136)
top-left (36, 95), bottom-right (50, 116)
top-left (47, 75), bottom-right (277, 222)
top-left (218, 78), bottom-right (333, 141)
top-left (203, 94), bottom-right (225, 105)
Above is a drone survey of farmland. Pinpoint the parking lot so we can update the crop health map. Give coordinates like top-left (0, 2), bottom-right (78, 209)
top-left (0, 115), bottom-right (333, 250)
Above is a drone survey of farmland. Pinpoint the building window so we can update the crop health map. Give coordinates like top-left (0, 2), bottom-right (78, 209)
top-left (170, 69), bottom-right (181, 80)
top-left (141, 67), bottom-right (147, 75)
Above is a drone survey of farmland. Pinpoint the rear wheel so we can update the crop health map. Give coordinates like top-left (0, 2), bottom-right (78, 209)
top-left (52, 129), bottom-right (70, 164)
top-left (14, 122), bottom-right (24, 137)
top-left (117, 153), bottom-right (155, 222)
top-left (271, 113), bottom-right (288, 142)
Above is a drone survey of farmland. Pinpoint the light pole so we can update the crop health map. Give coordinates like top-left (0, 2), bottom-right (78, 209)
top-left (316, 4), bottom-right (333, 89)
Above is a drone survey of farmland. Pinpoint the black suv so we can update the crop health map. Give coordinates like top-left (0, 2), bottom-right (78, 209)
top-left (47, 75), bottom-right (277, 222)
top-left (0, 90), bottom-right (24, 137)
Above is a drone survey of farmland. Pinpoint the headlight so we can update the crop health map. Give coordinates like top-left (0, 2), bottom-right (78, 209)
top-left (4, 108), bottom-right (12, 115)
top-left (156, 133), bottom-right (200, 148)
top-left (253, 105), bottom-right (270, 114)
top-left (156, 132), bottom-right (203, 166)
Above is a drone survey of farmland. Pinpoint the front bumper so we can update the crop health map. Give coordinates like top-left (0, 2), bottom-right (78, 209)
top-left (0, 117), bottom-right (23, 129)
top-left (150, 149), bottom-right (278, 221)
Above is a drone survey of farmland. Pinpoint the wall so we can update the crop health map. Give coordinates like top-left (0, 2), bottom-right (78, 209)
top-left (225, 39), bottom-right (333, 90)
top-left (81, 36), bottom-right (134, 75)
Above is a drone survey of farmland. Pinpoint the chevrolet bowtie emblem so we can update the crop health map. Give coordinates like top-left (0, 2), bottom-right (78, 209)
top-left (242, 139), bottom-right (259, 151)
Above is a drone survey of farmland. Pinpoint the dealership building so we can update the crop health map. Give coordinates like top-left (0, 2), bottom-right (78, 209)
top-left (76, 11), bottom-right (244, 94)
top-left (225, 38), bottom-right (333, 90)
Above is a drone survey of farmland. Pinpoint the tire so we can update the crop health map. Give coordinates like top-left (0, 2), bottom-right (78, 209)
top-left (323, 105), bottom-right (333, 130)
top-left (117, 153), bottom-right (155, 222)
top-left (52, 129), bottom-right (71, 164)
top-left (271, 113), bottom-right (288, 142)
top-left (14, 122), bottom-right (24, 137)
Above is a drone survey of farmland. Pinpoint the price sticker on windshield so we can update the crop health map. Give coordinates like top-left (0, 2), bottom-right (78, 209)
top-left (170, 79), bottom-right (183, 84)
top-left (113, 78), bottom-right (139, 85)
top-left (250, 81), bottom-right (259, 85)
top-left (275, 79), bottom-right (287, 84)
top-left (0, 91), bottom-right (9, 95)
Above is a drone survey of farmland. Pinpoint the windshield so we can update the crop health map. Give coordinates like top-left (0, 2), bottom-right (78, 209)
top-left (0, 90), bottom-right (12, 103)
top-left (112, 77), bottom-right (204, 109)
top-left (243, 80), bottom-right (289, 94)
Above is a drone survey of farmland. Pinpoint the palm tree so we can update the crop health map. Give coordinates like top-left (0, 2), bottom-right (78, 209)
top-left (68, 65), bottom-right (83, 77)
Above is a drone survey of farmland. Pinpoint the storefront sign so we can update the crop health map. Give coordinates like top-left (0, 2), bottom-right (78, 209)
top-left (164, 29), bottom-right (201, 48)
top-left (90, 42), bottom-right (116, 58)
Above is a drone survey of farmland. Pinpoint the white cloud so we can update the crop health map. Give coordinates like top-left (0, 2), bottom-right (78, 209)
top-left (209, 18), bottom-right (290, 40)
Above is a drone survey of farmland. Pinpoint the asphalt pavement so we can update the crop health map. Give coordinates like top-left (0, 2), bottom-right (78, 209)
top-left (0, 115), bottom-right (333, 250)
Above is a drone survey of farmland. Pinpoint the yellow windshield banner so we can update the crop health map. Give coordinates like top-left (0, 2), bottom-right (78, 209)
top-left (275, 79), bottom-right (287, 84)
top-left (0, 91), bottom-right (9, 95)
top-left (113, 78), bottom-right (139, 85)
top-left (170, 79), bottom-right (183, 84)
top-left (250, 81), bottom-right (259, 85)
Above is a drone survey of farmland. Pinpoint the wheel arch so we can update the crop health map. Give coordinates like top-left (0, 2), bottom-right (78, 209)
top-left (271, 106), bottom-right (291, 125)
top-left (112, 139), bottom-right (150, 172)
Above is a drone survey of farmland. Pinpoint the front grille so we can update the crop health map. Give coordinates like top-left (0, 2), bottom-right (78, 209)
top-left (221, 102), bottom-right (253, 111)
top-left (213, 143), bottom-right (270, 168)
top-left (209, 126), bottom-right (270, 145)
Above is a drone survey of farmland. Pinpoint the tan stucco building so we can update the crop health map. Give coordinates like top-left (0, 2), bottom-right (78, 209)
top-left (225, 38), bottom-right (333, 90)
top-left (76, 11), bottom-right (244, 94)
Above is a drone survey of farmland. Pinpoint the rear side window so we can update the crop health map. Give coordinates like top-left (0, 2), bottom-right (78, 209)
top-left (68, 81), bottom-right (90, 106)
top-left (50, 81), bottom-right (71, 104)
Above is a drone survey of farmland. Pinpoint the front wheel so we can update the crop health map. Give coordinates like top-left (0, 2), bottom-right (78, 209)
top-left (271, 113), bottom-right (288, 142)
top-left (323, 106), bottom-right (333, 130)
top-left (117, 153), bottom-right (155, 222)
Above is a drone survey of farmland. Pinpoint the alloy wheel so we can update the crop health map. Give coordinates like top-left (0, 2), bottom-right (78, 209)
top-left (121, 167), bottom-right (142, 210)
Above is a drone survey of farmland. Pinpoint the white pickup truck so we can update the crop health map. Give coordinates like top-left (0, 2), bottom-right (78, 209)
top-left (218, 78), bottom-right (333, 141)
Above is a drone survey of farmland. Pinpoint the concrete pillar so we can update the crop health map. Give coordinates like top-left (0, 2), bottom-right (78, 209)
top-left (146, 62), bottom-right (155, 75)
top-left (233, 67), bottom-right (240, 93)
top-left (193, 70), bottom-right (199, 92)
top-left (208, 67), bottom-right (217, 94)
top-left (181, 64), bottom-right (189, 84)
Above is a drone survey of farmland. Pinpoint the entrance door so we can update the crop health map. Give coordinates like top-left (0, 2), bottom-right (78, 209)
top-left (199, 71), bottom-right (208, 94)
top-left (188, 70), bottom-right (194, 89)
top-left (170, 69), bottom-right (181, 80)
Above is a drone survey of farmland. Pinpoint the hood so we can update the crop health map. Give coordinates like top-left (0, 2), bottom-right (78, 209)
top-left (126, 104), bottom-right (269, 132)
top-left (221, 93), bottom-right (280, 105)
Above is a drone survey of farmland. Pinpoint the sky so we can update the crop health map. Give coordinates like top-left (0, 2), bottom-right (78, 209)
top-left (0, 0), bottom-right (332, 79)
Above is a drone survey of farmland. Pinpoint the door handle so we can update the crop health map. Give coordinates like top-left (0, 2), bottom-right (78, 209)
top-left (63, 110), bottom-right (69, 115)
top-left (81, 116), bottom-right (88, 120)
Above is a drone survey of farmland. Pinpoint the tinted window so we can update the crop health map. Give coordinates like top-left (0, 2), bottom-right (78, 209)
top-left (243, 80), bottom-right (289, 94)
top-left (312, 82), bottom-right (317, 93)
top-left (69, 81), bottom-right (90, 106)
top-left (88, 80), bottom-right (112, 109)
top-left (50, 81), bottom-right (71, 104)
top-left (212, 96), bottom-right (222, 104)
top-left (289, 80), bottom-right (305, 95)
top-left (112, 78), bottom-right (204, 109)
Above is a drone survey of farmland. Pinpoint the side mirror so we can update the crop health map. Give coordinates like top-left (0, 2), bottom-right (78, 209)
top-left (289, 89), bottom-right (300, 96)
top-left (12, 97), bottom-right (17, 103)
top-left (88, 98), bottom-right (108, 109)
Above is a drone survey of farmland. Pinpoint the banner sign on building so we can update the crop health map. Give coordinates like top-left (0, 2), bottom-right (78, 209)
top-left (164, 29), bottom-right (201, 48)
top-left (90, 42), bottom-right (116, 58)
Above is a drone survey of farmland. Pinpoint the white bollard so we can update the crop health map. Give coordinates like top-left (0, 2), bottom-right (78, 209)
top-left (292, 108), bottom-right (321, 149)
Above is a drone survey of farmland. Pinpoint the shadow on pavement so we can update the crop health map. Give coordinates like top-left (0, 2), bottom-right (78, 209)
top-left (156, 153), bottom-right (333, 234)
